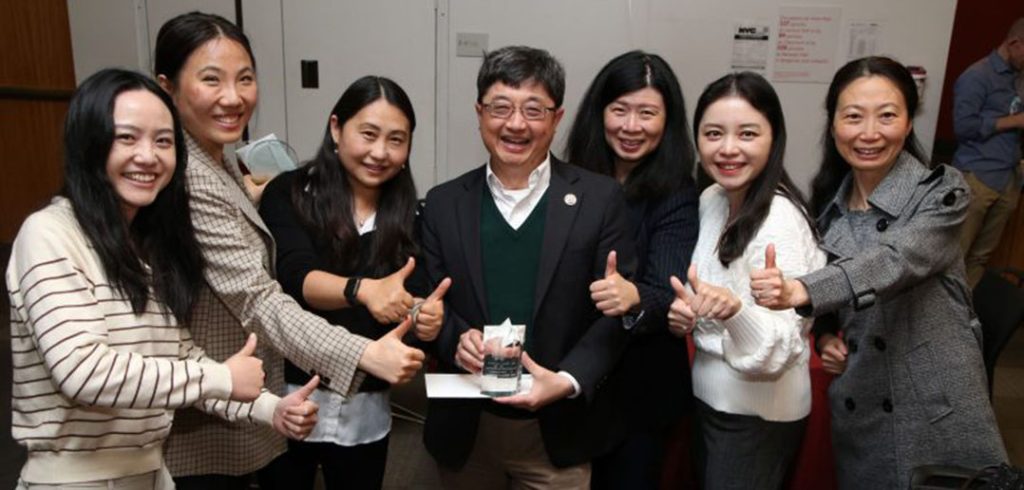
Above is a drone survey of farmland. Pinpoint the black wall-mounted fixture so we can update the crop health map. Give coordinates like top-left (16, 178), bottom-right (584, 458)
top-left (301, 60), bottom-right (319, 89)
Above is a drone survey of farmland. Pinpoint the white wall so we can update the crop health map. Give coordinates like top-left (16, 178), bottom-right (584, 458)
top-left (439, 0), bottom-right (957, 190)
top-left (67, 0), bottom-right (959, 193)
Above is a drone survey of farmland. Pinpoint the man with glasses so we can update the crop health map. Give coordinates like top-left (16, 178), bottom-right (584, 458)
top-left (420, 45), bottom-right (636, 488)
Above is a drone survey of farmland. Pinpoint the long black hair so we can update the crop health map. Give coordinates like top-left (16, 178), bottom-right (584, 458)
top-left (62, 68), bottom-right (204, 321)
top-left (290, 76), bottom-right (418, 276)
top-left (154, 11), bottom-right (255, 84)
top-left (693, 72), bottom-right (814, 267)
top-left (565, 50), bottom-right (695, 201)
top-left (809, 56), bottom-right (927, 217)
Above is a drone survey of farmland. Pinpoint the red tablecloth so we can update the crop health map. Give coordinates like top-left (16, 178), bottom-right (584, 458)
top-left (660, 335), bottom-right (837, 489)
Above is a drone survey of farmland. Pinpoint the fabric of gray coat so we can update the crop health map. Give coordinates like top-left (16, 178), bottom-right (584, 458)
top-left (799, 153), bottom-right (1007, 490)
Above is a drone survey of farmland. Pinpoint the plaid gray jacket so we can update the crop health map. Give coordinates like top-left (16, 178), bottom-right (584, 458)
top-left (164, 136), bottom-right (370, 477)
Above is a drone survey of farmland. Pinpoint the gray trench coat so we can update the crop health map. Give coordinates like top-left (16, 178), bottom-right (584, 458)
top-left (800, 153), bottom-right (1007, 489)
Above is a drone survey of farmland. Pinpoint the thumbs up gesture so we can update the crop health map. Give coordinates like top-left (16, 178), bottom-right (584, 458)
top-left (413, 277), bottom-right (452, 341)
top-left (749, 243), bottom-right (809, 310)
top-left (589, 251), bottom-right (640, 317)
top-left (273, 375), bottom-right (321, 440)
top-left (667, 275), bottom-right (697, 337)
top-left (686, 263), bottom-right (741, 320)
top-left (359, 316), bottom-right (426, 385)
top-left (224, 333), bottom-right (265, 402)
top-left (359, 257), bottom-right (416, 324)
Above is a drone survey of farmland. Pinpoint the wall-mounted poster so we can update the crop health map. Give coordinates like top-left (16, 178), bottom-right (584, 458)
top-left (847, 21), bottom-right (883, 60)
top-left (773, 6), bottom-right (842, 83)
top-left (731, 23), bottom-right (771, 74)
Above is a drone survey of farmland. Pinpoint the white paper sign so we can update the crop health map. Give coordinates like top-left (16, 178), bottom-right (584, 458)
top-left (425, 374), bottom-right (533, 398)
top-left (731, 23), bottom-right (771, 74)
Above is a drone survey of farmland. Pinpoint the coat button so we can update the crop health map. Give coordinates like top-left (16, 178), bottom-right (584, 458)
top-left (876, 219), bottom-right (889, 232)
top-left (848, 338), bottom-right (858, 353)
top-left (874, 337), bottom-right (887, 351)
top-left (845, 397), bottom-right (856, 411)
top-left (882, 398), bottom-right (893, 413)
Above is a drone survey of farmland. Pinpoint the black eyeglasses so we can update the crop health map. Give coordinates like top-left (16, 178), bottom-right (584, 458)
top-left (481, 101), bottom-right (557, 121)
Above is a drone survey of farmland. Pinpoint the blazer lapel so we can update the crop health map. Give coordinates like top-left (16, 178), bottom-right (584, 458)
top-left (458, 170), bottom-right (489, 319)
top-left (187, 135), bottom-right (277, 271)
top-left (533, 160), bottom-right (581, 320)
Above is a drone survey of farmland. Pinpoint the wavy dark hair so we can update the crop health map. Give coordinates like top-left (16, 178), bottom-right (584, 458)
top-left (290, 76), bottom-right (418, 276)
top-left (564, 50), bottom-right (695, 201)
top-left (154, 11), bottom-right (255, 83)
top-left (62, 68), bottom-right (203, 321)
top-left (809, 56), bottom-right (927, 217)
top-left (693, 72), bottom-right (815, 267)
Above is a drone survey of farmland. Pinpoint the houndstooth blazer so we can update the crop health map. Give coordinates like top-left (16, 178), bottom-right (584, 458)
top-left (163, 135), bottom-right (371, 477)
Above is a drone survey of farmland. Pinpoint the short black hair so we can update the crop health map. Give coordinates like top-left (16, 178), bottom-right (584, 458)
top-left (476, 46), bottom-right (565, 107)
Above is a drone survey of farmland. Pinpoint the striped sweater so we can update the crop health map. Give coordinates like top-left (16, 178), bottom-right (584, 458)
top-left (6, 198), bottom-right (278, 484)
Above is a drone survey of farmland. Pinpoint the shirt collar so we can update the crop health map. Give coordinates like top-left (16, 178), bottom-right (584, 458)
top-left (990, 50), bottom-right (1016, 75)
top-left (485, 154), bottom-right (551, 193)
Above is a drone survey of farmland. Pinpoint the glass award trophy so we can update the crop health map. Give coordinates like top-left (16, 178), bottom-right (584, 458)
top-left (480, 318), bottom-right (525, 396)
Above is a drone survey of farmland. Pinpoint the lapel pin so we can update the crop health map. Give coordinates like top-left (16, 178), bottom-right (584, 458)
top-left (564, 193), bottom-right (577, 206)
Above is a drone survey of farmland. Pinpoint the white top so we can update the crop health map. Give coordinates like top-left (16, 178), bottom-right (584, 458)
top-left (690, 185), bottom-right (825, 422)
top-left (285, 213), bottom-right (389, 446)
top-left (485, 156), bottom-right (551, 229)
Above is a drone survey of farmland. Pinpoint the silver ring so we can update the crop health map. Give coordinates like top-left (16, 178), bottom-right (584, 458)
top-left (409, 300), bottom-right (426, 325)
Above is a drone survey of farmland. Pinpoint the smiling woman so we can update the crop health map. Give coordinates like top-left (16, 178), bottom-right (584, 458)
top-left (153, 12), bottom-right (429, 489)
top-left (755, 56), bottom-right (1009, 489)
top-left (256, 75), bottom-right (444, 490)
top-left (672, 71), bottom-right (823, 490)
top-left (106, 90), bottom-right (177, 220)
top-left (5, 68), bottom-right (286, 489)
top-left (563, 50), bottom-right (699, 489)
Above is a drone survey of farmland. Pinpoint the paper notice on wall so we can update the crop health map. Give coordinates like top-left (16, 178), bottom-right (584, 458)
top-left (731, 23), bottom-right (771, 74)
top-left (773, 6), bottom-right (842, 83)
top-left (847, 21), bottom-right (882, 60)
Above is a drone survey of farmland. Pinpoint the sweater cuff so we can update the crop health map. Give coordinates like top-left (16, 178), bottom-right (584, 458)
top-left (202, 362), bottom-right (233, 401)
top-left (250, 391), bottom-right (280, 427)
top-left (720, 303), bottom-right (765, 355)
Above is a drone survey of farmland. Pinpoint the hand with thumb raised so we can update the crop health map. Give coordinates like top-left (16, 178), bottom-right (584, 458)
top-left (224, 333), bottom-right (264, 402)
top-left (360, 257), bottom-right (416, 324)
top-left (414, 277), bottom-right (452, 341)
top-left (749, 243), bottom-right (809, 310)
top-left (667, 275), bottom-right (697, 337)
top-left (589, 250), bottom-right (640, 317)
top-left (358, 316), bottom-right (426, 385)
top-left (274, 375), bottom-right (320, 440)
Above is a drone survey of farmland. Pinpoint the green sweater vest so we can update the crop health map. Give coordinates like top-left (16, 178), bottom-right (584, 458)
top-left (480, 188), bottom-right (549, 352)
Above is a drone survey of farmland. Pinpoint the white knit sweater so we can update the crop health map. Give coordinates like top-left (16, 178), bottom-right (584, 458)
top-left (690, 185), bottom-right (825, 422)
top-left (6, 198), bottom-right (277, 484)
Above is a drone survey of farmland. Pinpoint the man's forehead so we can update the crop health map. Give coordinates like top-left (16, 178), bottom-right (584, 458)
top-left (484, 80), bottom-right (554, 102)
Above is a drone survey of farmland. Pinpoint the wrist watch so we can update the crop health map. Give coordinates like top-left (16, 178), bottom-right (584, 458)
top-left (345, 276), bottom-right (363, 306)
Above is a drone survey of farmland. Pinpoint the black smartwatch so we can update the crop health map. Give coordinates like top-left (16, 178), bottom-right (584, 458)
top-left (344, 276), bottom-right (363, 306)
